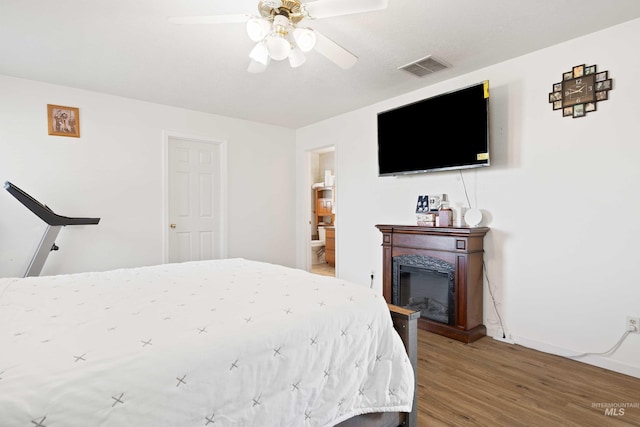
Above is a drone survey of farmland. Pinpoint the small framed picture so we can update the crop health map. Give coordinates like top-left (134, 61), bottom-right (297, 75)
top-left (563, 71), bottom-right (574, 81)
top-left (553, 100), bottom-right (563, 110)
top-left (596, 91), bottom-right (608, 101)
top-left (47, 104), bottom-right (80, 138)
top-left (553, 83), bottom-right (562, 92)
top-left (573, 65), bottom-right (585, 78)
top-left (573, 104), bottom-right (585, 118)
top-left (585, 102), bottom-right (597, 112)
top-left (563, 106), bottom-right (573, 117)
top-left (415, 195), bottom-right (429, 213)
top-left (549, 92), bottom-right (562, 102)
top-left (598, 79), bottom-right (612, 91)
top-left (595, 71), bottom-right (608, 82)
top-left (584, 65), bottom-right (596, 75)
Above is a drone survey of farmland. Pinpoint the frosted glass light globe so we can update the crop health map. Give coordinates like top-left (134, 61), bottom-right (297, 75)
top-left (288, 47), bottom-right (306, 68)
top-left (246, 18), bottom-right (269, 42)
top-left (266, 34), bottom-right (291, 61)
top-left (293, 28), bottom-right (316, 52)
top-left (249, 42), bottom-right (269, 65)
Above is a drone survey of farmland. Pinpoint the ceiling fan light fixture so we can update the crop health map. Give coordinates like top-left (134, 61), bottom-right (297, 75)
top-left (249, 42), bottom-right (270, 65)
top-left (293, 27), bottom-right (316, 52)
top-left (170, 0), bottom-right (369, 72)
top-left (288, 46), bottom-right (306, 68)
top-left (246, 17), bottom-right (270, 42)
top-left (265, 34), bottom-right (291, 60)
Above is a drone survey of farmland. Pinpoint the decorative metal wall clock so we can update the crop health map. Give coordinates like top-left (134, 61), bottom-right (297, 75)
top-left (549, 64), bottom-right (612, 118)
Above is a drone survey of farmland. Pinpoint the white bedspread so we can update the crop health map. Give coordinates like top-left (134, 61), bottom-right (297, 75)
top-left (0, 259), bottom-right (413, 426)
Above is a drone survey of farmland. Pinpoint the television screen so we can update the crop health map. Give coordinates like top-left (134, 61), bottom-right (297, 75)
top-left (377, 81), bottom-right (490, 176)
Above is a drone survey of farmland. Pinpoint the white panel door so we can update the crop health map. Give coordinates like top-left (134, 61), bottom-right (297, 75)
top-left (168, 138), bottom-right (221, 263)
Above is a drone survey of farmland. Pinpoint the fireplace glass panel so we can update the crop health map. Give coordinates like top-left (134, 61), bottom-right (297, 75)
top-left (397, 264), bottom-right (454, 325)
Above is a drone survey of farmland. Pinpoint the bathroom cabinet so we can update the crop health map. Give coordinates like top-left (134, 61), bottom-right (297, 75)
top-left (325, 227), bottom-right (335, 267)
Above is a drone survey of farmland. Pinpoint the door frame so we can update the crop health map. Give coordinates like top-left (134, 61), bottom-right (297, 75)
top-left (162, 131), bottom-right (228, 263)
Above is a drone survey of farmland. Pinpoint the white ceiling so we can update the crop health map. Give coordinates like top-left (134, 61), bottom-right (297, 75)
top-left (2, 0), bottom-right (640, 129)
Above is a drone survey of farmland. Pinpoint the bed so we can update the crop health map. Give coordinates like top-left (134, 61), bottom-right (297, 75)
top-left (0, 258), bottom-right (417, 426)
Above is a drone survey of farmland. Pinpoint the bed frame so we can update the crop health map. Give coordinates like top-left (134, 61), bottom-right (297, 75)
top-left (336, 304), bottom-right (420, 427)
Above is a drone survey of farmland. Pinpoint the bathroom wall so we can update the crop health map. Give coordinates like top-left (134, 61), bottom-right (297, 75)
top-left (317, 151), bottom-right (335, 184)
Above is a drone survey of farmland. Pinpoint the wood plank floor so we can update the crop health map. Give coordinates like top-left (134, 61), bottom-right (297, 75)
top-left (311, 262), bottom-right (335, 277)
top-left (416, 329), bottom-right (640, 426)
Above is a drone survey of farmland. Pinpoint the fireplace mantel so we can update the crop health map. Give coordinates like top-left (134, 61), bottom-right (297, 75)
top-left (376, 224), bottom-right (489, 343)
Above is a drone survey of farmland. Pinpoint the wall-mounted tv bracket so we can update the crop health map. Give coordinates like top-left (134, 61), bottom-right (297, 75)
top-left (4, 181), bottom-right (100, 277)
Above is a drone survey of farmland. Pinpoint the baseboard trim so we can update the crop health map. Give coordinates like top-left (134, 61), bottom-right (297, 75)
top-left (510, 334), bottom-right (640, 379)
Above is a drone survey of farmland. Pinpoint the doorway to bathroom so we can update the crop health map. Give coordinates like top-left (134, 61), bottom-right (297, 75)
top-left (309, 146), bottom-right (335, 277)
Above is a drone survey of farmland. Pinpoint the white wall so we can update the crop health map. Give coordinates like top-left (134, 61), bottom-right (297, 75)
top-left (296, 19), bottom-right (640, 377)
top-left (0, 75), bottom-right (296, 277)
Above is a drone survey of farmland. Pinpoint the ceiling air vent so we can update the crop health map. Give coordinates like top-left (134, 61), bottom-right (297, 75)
top-left (398, 55), bottom-right (449, 77)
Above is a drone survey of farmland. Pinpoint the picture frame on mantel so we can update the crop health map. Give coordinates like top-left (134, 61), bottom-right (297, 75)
top-left (47, 104), bottom-right (80, 138)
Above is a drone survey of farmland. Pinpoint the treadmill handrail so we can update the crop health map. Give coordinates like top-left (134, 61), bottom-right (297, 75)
top-left (4, 181), bottom-right (100, 226)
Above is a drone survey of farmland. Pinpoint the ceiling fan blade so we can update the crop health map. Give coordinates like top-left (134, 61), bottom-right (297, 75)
top-left (304, 0), bottom-right (388, 19)
top-left (168, 14), bottom-right (250, 25)
top-left (313, 30), bottom-right (357, 69)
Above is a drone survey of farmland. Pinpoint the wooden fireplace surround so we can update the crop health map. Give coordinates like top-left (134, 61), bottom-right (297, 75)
top-left (376, 224), bottom-right (489, 343)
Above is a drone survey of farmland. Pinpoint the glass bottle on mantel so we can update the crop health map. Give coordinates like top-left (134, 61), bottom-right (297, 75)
top-left (439, 201), bottom-right (453, 227)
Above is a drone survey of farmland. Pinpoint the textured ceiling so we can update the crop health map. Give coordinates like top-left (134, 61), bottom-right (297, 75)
top-left (1, 0), bottom-right (640, 128)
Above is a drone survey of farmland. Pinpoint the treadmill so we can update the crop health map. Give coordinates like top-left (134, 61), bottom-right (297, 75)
top-left (4, 181), bottom-right (100, 277)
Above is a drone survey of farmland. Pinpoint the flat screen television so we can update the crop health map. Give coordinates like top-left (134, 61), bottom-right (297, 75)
top-left (377, 81), bottom-right (490, 176)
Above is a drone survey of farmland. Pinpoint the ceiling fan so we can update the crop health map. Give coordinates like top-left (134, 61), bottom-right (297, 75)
top-left (169, 0), bottom-right (388, 73)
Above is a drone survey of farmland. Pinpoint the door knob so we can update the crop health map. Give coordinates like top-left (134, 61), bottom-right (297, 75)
top-left (170, 224), bottom-right (176, 229)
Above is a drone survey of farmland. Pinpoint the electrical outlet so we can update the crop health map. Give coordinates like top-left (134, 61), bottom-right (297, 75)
top-left (627, 316), bottom-right (640, 333)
